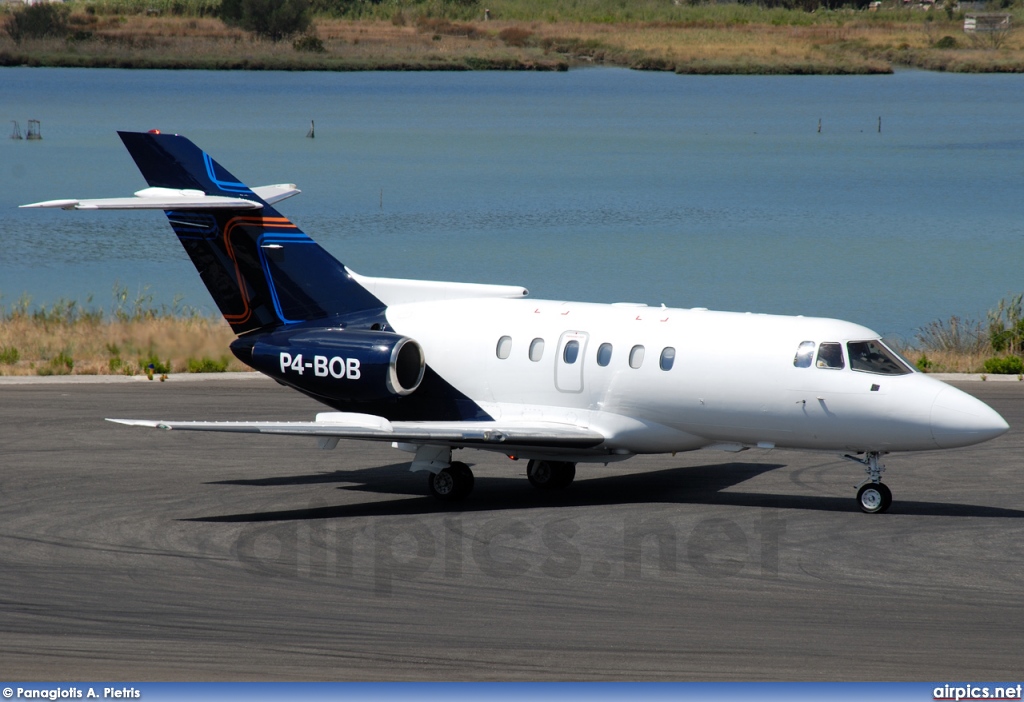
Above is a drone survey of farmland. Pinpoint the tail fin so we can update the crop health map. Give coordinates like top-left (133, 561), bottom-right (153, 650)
top-left (117, 131), bottom-right (383, 335)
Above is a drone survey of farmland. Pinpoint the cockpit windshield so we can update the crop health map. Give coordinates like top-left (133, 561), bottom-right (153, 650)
top-left (847, 340), bottom-right (913, 375)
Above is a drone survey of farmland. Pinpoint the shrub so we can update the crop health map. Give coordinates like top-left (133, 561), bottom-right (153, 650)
top-left (139, 354), bottom-right (172, 374)
top-left (4, 2), bottom-right (71, 43)
top-left (221, 0), bottom-right (311, 41)
top-left (933, 35), bottom-right (958, 49)
top-left (186, 356), bottom-right (229, 373)
top-left (915, 354), bottom-right (932, 372)
top-left (983, 356), bottom-right (1024, 375)
top-left (498, 26), bottom-right (533, 47)
top-left (0, 347), bottom-right (19, 365)
top-left (988, 294), bottom-right (1024, 356)
top-left (293, 33), bottom-right (324, 52)
top-left (47, 351), bottom-right (74, 375)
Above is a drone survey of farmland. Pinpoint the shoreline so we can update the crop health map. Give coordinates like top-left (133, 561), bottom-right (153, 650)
top-left (1, 12), bottom-right (1022, 75)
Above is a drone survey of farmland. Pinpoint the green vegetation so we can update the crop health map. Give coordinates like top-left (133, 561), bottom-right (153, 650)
top-left (0, 346), bottom-right (20, 365)
top-left (221, 0), bottom-right (311, 40)
top-left (4, 2), bottom-right (70, 43)
top-left (186, 355), bottom-right (231, 372)
top-left (982, 355), bottom-right (1024, 375)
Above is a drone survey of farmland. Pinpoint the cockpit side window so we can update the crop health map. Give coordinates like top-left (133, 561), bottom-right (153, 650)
top-left (848, 340), bottom-right (913, 375)
top-left (793, 341), bottom-right (816, 368)
top-left (816, 342), bottom-right (845, 370)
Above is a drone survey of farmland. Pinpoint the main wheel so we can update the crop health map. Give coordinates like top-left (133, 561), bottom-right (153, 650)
top-left (857, 482), bottom-right (892, 514)
top-left (527, 460), bottom-right (576, 490)
top-left (428, 462), bottom-right (474, 501)
top-left (551, 461), bottom-right (576, 489)
top-left (450, 461), bottom-right (475, 499)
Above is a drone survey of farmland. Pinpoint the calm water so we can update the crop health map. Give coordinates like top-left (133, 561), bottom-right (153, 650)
top-left (1, 67), bottom-right (1022, 339)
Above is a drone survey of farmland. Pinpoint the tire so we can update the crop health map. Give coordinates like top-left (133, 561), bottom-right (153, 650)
top-left (857, 482), bottom-right (892, 514)
top-left (527, 460), bottom-right (554, 489)
top-left (527, 460), bottom-right (575, 490)
top-left (450, 461), bottom-right (475, 499)
top-left (551, 461), bottom-right (576, 489)
top-left (427, 464), bottom-right (474, 501)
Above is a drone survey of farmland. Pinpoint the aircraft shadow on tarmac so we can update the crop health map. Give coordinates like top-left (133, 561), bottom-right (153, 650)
top-left (191, 461), bottom-right (1024, 522)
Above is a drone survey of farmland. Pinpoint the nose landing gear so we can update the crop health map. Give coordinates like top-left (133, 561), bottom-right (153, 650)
top-left (845, 451), bottom-right (892, 514)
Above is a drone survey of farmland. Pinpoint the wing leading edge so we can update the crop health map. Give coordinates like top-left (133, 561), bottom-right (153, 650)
top-left (106, 414), bottom-right (606, 451)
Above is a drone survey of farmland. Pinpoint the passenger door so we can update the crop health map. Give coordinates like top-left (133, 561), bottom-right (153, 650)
top-left (555, 331), bottom-right (588, 393)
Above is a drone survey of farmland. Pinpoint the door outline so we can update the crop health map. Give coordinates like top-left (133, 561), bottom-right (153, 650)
top-left (555, 330), bottom-right (589, 393)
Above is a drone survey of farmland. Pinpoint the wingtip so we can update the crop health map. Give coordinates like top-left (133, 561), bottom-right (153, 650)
top-left (106, 418), bottom-right (167, 429)
top-left (19, 199), bottom-right (80, 209)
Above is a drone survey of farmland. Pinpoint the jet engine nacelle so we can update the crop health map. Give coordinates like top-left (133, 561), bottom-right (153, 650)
top-left (236, 328), bottom-right (426, 402)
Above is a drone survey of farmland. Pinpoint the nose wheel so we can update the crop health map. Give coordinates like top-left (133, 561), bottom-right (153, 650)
top-left (856, 481), bottom-right (892, 514)
top-left (844, 451), bottom-right (892, 514)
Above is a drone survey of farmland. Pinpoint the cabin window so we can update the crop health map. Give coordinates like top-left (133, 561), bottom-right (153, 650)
top-left (596, 343), bottom-right (613, 367)
top-left (793, 341), bottom-right (816, 368)
top-left (629, 345), bottom-right (645, 369)
top-left (816, 342), bottom-right (845, 370)
top-left (496, 336), bottom-right (512, 359)
top-left (563, 340), bottom-right (580, 364)
top-left (848, 340), bottom-right (913, 375)
top-left (529, 338), bottom-right (545, 362)
top-left (660, 347), bottom-right (676, 371)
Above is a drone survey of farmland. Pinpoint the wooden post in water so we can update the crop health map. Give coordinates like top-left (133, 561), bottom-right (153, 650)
top-left (818, 118), bottom-right (821, 134)
top-left (306, 120), bottom-right (315, 139)
top-left (878, 116), bottom-right (881, 133)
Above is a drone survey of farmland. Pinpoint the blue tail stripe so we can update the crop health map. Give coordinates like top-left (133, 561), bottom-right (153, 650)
top-left (202, 152), bottom-right (250, 194)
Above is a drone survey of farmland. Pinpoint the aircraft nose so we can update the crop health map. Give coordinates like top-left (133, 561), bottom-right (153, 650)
top-left (930, 386), bottom-right (1009, 449)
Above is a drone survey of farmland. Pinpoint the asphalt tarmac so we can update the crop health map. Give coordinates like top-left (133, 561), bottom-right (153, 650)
top-left (1, 377), bottom-right (1021, 680)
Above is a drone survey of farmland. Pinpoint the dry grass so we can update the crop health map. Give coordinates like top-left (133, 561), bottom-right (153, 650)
top-left (899, 348), bottom-right (990, 374)
top-left (0, 315), bottom-right (242, 376)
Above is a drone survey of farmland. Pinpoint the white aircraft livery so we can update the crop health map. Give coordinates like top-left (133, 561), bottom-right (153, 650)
top-left (23, 131), bottom-right (1010, 513)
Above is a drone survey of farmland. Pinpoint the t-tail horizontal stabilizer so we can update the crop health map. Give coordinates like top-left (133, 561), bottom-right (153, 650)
top-left (24, 131), bottom-right (383, 335)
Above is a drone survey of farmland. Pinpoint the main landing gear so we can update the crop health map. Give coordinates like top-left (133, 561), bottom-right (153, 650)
top-left (424, 459), bottom-right (579, 501)
top-left (526, 459), bottom-right (576, 490)
top-left (845, 451), bottom-right (892, 514)
top-left (427, 461), bottom-right (474, 501)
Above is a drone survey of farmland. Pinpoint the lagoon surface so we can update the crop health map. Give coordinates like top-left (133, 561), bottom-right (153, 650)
top-left (1, 67), bottom-right (1022, 339)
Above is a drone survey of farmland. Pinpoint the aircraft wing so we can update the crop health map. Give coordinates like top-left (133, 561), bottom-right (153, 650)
top-left (106, 413), bottom-right (607, 450)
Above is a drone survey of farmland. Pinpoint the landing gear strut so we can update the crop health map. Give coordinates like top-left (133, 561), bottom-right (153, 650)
top-left (527, 460), bottom-right (576, 490)
top-left (845, 451), bottom-right (892, 514)
top-left (427, 461), bottom-right (474, 501)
